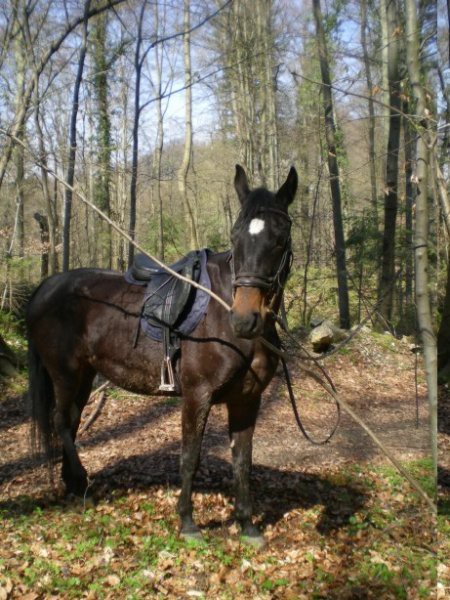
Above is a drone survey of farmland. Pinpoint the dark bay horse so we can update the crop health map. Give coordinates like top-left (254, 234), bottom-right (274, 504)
top-left (26, 165), bottom-right (298, 543)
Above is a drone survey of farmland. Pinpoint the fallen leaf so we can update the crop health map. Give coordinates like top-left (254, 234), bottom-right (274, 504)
top-left (105, 574), bottom-right (120, 586)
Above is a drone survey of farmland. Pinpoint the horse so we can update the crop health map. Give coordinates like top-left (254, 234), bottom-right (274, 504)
top-left (26, 164), bottom-right (298, 544)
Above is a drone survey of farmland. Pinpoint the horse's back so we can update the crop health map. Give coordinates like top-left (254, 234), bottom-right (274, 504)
top-left (27, 268), bottom-right (117, 320)
top-left (27, 268), bottom-right (168, 394)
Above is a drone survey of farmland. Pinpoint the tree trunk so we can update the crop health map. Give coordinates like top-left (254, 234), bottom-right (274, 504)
top-left (405, 0), bottom-right (437, 478)
top-left (379, 0), bottom-right (391, 180)
top-left (153, 0), bottom-right (165, 261)
top-left (312, 0), bottom-right (351, 329)
top-left (403, 102), bottom-right (414, 307)
top-left (62, 0), bottom-right (91, 272)
top-left (13, 6), bottom-right (25, 263)
top-left (33, 212), bottom-right (49, 279)
top-left (438, 261), bottom-right (450, 377)
top-left (178, 0), bottom-right (199, 250)
top-left (378, 0), bottom-right (401, 325)
top-left (128, 2), bottom-right (146, 267)
top-left (360, 0), bottom-right (378, 226)
top-left (93, 10), bottom-right (112, 268)
top-left (261, 0), bottom-right (278, 190)
top-left (34, 103), bottom-right (58, 274)
top-left (116, 49), bottom-right (129, 271)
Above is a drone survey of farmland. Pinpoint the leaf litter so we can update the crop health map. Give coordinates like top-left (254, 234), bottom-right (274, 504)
top-left (0, 332), bottom-right (443, 598)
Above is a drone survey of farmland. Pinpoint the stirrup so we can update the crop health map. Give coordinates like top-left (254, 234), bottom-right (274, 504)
top-left (159, 356), bottom-right (176, 392)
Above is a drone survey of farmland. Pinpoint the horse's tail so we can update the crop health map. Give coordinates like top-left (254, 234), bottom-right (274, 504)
top-left (27, 338), bottom-right (58, 475)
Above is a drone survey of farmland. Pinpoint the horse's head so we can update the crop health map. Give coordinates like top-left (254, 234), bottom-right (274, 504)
top-left (229, 165), bottom-right (298, 339)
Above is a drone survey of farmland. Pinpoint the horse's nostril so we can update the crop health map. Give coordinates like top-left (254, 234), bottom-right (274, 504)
top-left (230, 310), bottom-right (263, 338)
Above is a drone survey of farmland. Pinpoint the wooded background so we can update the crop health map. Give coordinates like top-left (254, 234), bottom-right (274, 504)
top-left (0, 0), bottom-right (448, 380)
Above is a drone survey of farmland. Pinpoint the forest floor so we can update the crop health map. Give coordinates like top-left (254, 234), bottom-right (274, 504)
top-left (0, 330), bottom-right (446, 599)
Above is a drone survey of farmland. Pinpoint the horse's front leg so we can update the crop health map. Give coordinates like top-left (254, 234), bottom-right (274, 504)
top-left (228, 395), bottom-right (264, 545)
top-left (178, 395), bottom-right (211, 539)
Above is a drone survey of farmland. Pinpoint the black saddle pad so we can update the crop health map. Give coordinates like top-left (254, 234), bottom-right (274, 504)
top-left (124, 249), bottom-right (211, 342)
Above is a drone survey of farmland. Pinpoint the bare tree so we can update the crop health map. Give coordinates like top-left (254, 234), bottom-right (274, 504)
top-left (92, 9), bottom-right (112, 268)
top-left (378, 0), bottom-right (402, 326)
top-left (360, 0), bottom-right (378, 226)
top-left (63, 0), bottom-right (91, 272)
top-left (152, 0), bottom-right (166, 261)
top-left (34, 99), bottom-right (58, 274)
top-left (312, 0), bottom-right (351, 329)
top-left (128, 1), bottom-right (147, 267)
top-left (178, 0), bottom-right (199, 250)
top-left (11, 0), bottom-right (26, 263)
top-left (405, 0), bottom-right (437, 477)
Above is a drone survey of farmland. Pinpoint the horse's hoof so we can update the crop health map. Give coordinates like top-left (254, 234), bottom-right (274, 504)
top-left (241, 534), bottom-right (266, 549)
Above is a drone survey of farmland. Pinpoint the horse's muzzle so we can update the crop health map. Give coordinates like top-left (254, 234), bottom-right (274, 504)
top-left (230, 309), bottom-right (264, 339)
top-left (230, 287), bottom-right (266, 339)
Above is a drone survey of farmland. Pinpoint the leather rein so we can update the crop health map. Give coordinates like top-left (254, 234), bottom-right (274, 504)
top-left (229, 206), bottom-right (340, 446)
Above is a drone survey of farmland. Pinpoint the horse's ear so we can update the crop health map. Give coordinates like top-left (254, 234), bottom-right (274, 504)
top-left (234, 164), bottom-right (250, 205)
top-left (276, 167), bottom-right (298, 206)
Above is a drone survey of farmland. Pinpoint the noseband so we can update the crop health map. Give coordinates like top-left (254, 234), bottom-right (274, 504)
top-left (230, 208), bottom-right (293, 297)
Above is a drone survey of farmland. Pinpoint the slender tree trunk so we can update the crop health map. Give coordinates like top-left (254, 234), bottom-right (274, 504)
top-left (378, 0), bottom-right (401, 325)
top-left (261, 0), bottom-right (278, 190)
top-left (438, 261), bottom-right (450, 376)
top-left (360, 0), bottom-right (378, 226)
top-left (312, 0), bottom-right (350, 329)
top-left (33, 212), bottom-right (49, 279)
top-left (116, 51), bottom-right (129, 271)
top-left (14, 130), bottom-right (25, 260)
top-left (128, 1), bottom-right (146, 267)
top-left (62, 0), bottom-right (91, 272)
top-left (13, 6), bottom-right (25, 263)
top-left (437, 66), bottom-right (450, 165)
top-left (93, 10), bottom-right (112, 268)
top-left (178, 0), bottom-right (199, 250)
top-left (403, 103), bottom-right (414, 307)
top-left (435, 82), bottom-right (450, 375)
top-left (153, 0), bottom-right (165, 261)
top-left (34, 103), bottom-right (58, 274)
top-left (380, 0), bottom-right (391, 181)
top-left (230, 0), bottom-right (255, 184)
top-left (405, 0), bottom-right (437, 479)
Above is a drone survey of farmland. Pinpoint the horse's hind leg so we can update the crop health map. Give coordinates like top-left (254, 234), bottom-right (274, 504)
top-left (54, 369), bottom-right (95, 496)
top-left (227, 395), bottom-right (263, 544)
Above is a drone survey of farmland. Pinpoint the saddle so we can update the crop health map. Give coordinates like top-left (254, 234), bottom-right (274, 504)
top-left (127, 250), bottom-right (207, 393)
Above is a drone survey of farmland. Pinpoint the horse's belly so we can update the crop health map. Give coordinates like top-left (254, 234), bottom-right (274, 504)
top-left (87, 330), bottom-right (165, 396)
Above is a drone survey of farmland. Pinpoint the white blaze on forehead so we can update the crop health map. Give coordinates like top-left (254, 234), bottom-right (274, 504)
top-left (248, 218), bottom-right (265, 235)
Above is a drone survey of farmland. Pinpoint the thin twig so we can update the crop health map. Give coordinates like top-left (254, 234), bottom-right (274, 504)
top-left (79, 381), bottom-right (110, 434)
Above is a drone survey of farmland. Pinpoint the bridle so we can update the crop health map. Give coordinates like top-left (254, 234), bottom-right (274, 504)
top-left (230, 207), bottom-right (293, 301)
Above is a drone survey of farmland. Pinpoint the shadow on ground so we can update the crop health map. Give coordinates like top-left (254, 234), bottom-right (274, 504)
top-left (0, 436), bottom-right (367, 539)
